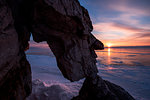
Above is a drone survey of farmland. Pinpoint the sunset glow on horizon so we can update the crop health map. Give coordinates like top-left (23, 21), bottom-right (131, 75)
top-left (106, 43), bottom-right (112, 47)
top-left (79, 0), bottom-right (150, 47)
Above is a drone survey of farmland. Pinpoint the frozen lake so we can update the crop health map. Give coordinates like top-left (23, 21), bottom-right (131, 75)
top-left (26, 41), bottom-right (150, 100)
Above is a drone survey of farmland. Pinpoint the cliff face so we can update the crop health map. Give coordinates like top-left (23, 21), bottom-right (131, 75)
top-left (0, 0), bottom-right (134, 100)
top-left (0, 0), bottom-right (31, 99)
top-left (31, 0), bottom-right (104, 81)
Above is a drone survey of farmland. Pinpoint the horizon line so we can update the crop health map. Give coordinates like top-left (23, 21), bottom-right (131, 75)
top-left (104, 45), bottom-right (150, 48)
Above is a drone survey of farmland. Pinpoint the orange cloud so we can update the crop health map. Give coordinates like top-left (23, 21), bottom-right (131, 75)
top-left (93, 22), bottom-right (150, 46)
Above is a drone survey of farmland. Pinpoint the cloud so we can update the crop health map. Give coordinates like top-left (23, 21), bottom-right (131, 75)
top-left (138, 33), bottom-right (150, 37)
top-left (112, 23), bottom-right (150, 32)
top-left (93, 21), bottom-right (150, 46)
top-left (80, 0), bottom-right (150, 17)
top-left (93, 22), bottom-right (134, 40)
top-left (93, 22), bottom-right (149, 36)
top-left (109, 2), bottom-right (150, 16)
top-left (79, 0), bottom-right (150, 46)
top-left (133, 32), bottom-right (150, 39)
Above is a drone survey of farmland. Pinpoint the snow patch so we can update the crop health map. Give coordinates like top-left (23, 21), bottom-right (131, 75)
top-left (27, 79), bottom-right (80, 100)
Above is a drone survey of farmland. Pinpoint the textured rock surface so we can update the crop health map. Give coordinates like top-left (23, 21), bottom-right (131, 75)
top-left (72, 75), bottom-right (135, 100)
top-left (6, 0), bottom-right (34, 50)
top-left (0, 0), bottom-right (135, 100)
top-left (31, 0), bottom-right (104, 81)
top-left (0, 0), bottom-right (31, 99)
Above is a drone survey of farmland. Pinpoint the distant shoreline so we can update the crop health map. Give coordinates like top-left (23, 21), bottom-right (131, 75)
top-left (104, 46), bottom-right (150, 48)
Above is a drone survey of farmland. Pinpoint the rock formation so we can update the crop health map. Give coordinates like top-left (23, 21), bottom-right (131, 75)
top-left (0, 0), bottom-right (31, 99)
top-left (0, 0), bottom-right (135, 100)
top-left (72, 75), bottom-right (135, 100)
top-left (31, 0), bottom-right (104, 82)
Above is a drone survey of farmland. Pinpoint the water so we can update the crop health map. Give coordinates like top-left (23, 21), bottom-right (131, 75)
top-left (26, 42), bottom-right (150, 100)
top-left (96, 46), bottom-right (150, 67)
top-left (96, 46), bottom-right (150, 100)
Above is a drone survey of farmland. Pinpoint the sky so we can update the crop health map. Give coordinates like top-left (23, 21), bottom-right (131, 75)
top-left (79, 0), bottom-right (150, 47)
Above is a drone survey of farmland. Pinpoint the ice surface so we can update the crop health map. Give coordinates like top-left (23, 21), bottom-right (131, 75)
top-left (26, 42), bottom-right (150, 100)
top-left (26, 41), bottom-right (83, 100)
top-left (27, 79), bottom-right (82, 100)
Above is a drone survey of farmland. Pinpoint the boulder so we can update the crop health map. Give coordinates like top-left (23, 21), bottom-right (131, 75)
top-left (72, 75), bottom-right (135, 100)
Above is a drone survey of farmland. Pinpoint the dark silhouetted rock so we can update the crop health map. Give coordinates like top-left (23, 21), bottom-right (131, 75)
top-left (0, 0), bottom-right (31, 99)
top-left (72, 75), bottom-right (135, 100)
top-left (31, 0), bottom-right (104, 81)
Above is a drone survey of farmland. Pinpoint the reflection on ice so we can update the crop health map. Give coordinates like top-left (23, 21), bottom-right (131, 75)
top-left (96, 47), bottom-right (150, 100)
top-left (98, 66), bottom-right (118, 70)
top-left (96, 47), bottom-right (150, 66)
top-left (107, 48), bottom-right (111, 65)
top-left (108, 48), bottom-right (111, 56)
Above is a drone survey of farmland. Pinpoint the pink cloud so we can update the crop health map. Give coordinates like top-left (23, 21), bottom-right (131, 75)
top-left (109, 1), bottom-right (150, 16)
top-left (93, 22), bottom-right (150, 46)
top-left (29, 41), bottom-right (49, 48)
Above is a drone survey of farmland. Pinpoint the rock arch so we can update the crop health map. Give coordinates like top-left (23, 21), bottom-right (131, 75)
top-left (0, 0), bottom-right (134, 99)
